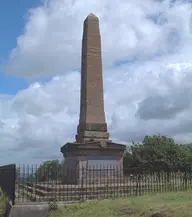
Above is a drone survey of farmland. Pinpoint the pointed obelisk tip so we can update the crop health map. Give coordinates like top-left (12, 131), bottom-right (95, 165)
top-left (86, 13), bottom-right (98, 20)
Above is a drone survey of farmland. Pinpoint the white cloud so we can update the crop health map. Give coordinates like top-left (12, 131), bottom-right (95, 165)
top-left (0, 0), bottom-right (192, 164)
top-left (1, 61), bottom-right (192, 164)
top-left (3, 0), bottom-right (192, 78)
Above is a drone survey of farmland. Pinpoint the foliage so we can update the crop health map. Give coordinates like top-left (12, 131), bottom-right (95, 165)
top-left (35, 160), bottom-right (62, 182)
top-left (48, 196), bottom-right (58, 212)
top-left (15, 167), bottom-right (20, 184)
top-left (123, 135), bottom-right (192, 173)
top-left (16, 167), bottom-right (36, 184)
top-left (0, 188), bottom-right (7, 217)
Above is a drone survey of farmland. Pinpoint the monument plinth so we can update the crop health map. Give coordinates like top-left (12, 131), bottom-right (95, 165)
top-left (60, 13), bottom-right (126, 184)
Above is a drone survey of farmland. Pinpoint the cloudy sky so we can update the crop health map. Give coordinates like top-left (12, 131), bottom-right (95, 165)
top-left (0, 0), bottom-right (192, 165)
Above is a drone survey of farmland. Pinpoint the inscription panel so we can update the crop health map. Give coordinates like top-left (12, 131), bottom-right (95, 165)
top-left (87, 156), bottom-right (117, 168)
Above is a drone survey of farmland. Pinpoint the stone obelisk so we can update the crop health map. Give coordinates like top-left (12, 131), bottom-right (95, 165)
top-left (60, 13), bottom-right (126, 184)
top-left (75, 13), bottom-right (109, 143)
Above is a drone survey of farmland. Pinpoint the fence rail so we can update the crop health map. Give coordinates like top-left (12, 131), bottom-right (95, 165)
top-left (15, 164), bottom-right (192, 203)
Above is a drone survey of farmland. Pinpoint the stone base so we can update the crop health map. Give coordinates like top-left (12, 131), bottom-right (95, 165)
top-left (60, 140), bottom-right (126, 184)
top-left (75, 131), bottom-right (110, 142)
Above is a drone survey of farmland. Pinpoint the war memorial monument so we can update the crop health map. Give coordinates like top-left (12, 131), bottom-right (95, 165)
top-left (60, 13), bottom-right (126, 184)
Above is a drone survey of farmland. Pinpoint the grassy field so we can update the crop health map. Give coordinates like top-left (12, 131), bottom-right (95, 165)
top-left (47, 190), bottom-right (192, 217)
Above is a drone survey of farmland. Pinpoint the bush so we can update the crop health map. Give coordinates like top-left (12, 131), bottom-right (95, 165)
top-left (0, 188), bottom-right (8, 217)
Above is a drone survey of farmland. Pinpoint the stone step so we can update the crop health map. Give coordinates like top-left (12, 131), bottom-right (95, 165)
top-left (20, 183), bottom-right (144, 192)
top-left (9, 204), bottom-right (48, 217)
top-left (19, 185), bottom-right (132, 196)
top-left (21, 182), bottom-right (148, 192)
top-left (18, 184), bottom-right (153, 198)
top-left (16, 188), bottom-right (149, 202)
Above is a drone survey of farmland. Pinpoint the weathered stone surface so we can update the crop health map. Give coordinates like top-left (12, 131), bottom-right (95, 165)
top-left (76, 131), bottom-right (110, 142)
top-left (60, 13), bottom-right (126, 184)
top-left (76, 13), bottom-right (108, 142)
top-left (61, 141), bottom-right (126, 157)
top-left (77, 123), bottom-right (108, 133)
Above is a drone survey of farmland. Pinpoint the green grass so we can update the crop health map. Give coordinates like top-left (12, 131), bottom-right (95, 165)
top-left (0, 188), bottom-right (8, 217)
top-left (47, 190), bottom-right (192, 217)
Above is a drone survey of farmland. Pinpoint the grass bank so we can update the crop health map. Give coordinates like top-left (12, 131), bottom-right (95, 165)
top-left (47, 190), bottom-right (192, 217)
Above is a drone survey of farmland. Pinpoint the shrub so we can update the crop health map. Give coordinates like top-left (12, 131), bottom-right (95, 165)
top-left (0, 188), bottom-right (8, 217)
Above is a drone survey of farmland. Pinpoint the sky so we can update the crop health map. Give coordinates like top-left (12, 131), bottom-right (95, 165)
top-left (0, 0), bottom-right (192, 165)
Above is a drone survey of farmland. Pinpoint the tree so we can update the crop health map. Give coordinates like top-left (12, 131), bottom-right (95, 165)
top-left (142, 135), bottom-right (178, 170)
top-left (123, 144), bottom-right (148, 168)
top-left (35, 160), bottom-right (62, 182)
top-left (15, 167), bottom-right (20, 184)
top-left (123, 134), bottom-right (191, 172)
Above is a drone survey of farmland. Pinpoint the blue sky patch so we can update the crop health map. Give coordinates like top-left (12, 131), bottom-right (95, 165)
top-left (0, 0), bottom-right (41, 94)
